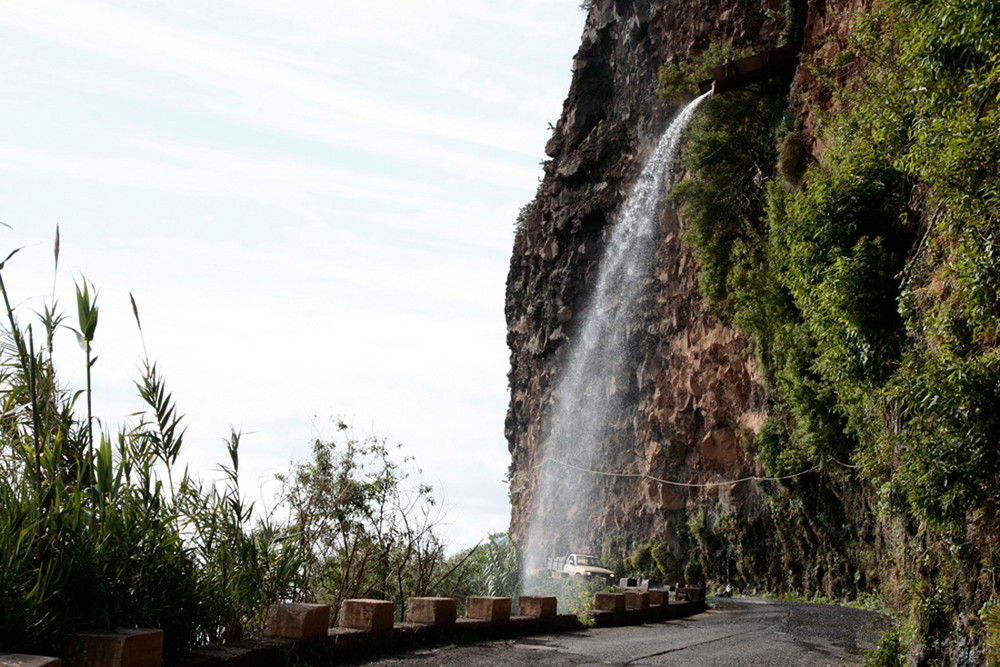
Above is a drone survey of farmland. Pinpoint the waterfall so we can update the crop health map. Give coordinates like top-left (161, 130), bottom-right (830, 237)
top-left (524, 91), bottom-right (711, 574)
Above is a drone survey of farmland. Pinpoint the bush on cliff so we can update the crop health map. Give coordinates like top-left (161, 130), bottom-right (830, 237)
top-left (672, 0), bottom-right (1000, 657)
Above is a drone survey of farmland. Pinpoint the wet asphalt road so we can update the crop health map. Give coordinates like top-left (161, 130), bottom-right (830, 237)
top-left (356, 598), bottom-right (888, 666)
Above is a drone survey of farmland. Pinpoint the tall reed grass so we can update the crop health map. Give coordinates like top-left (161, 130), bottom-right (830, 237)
top-left (0, 230), bottom-right (496, 654)
top-left (0, 235), bottom-right (299, 654)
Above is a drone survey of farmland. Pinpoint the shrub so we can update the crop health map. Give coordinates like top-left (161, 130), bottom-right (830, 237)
top-left (275, 420), bottom-right (453, 622)
top-left (630, 542), bottom-right (653, 575)
top-left (650, 542), bottom-right (682, 583)
top-left (523, 571), bottom-right (617, 615)
top-left (0, 239), bottom-right (296, 652)
top-left (865, 628), bottom-right (903, 667)
top-left (601, 532), bottom-right (633, 580)
top-left (980, 597), bottom-right (1000, 665)
top-left (657, 44), bottom-right (751, 104)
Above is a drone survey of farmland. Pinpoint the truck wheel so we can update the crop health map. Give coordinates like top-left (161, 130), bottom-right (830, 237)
top-left (573, 573), bottom-right (584, 582)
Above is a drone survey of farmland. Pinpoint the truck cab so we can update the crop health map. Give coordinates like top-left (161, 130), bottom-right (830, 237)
top-left (562, 553), bottom-right (615, 581)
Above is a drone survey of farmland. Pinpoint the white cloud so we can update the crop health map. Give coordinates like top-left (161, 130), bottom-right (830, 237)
top-left (1, 1), bottom-right (565, 157)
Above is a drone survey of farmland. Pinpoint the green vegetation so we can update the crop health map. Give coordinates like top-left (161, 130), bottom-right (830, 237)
top-left (0, 234), bottom-right (504, 655)
top-left (669, 0), bottom-right (1000, 658)
top-left (865, 628), bottom-right (904, 667)
top-left (457, 532), bottom-right (523, 603)
top-left (599, 533), bottom-right (683, 585)
top-left (980, 597), bottom-right (1000, 664)
top-left (276, 423), bottom-right (449, 624)
top-left (0, 240), bottom-right (293, 653)
top-left (650, 542), bottom-right (682, 583)
top-left (524, 572), bottom-right (618, 615)
top-left (514, 200), bottom-right (534, 233)
top-left (657, 44), bottom-right (751, 105)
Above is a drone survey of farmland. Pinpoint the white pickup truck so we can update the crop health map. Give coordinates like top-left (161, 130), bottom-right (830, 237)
top-left (546, 553), bottom-right (616, 581)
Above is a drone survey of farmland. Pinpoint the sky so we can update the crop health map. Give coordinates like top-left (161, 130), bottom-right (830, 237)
top-left (0, 1), bottom-right (586, 551)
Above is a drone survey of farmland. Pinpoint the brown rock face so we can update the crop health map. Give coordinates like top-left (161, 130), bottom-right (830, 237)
top-left (505, 0), bottom-right (858, 565)
top-left (789, 0), bottom-right (866, 158)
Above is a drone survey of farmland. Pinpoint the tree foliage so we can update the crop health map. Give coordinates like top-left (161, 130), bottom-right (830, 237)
top-left (276, 421), bottom-right (465, 622)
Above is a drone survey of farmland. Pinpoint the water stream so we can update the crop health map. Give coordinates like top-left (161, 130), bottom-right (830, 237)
top-left (524, 91), bottom-right (711, 574)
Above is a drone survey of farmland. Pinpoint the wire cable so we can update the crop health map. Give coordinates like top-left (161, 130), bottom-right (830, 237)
top-left (533, 457), bottom-right (822, 488)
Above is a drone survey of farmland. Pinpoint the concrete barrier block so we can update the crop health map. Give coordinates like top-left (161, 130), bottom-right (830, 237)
top-left (518, 596), bottom-right (557, 620)
top-left (328, 627), bottom-right (368, 649)
top-left (553, 613), bottom-right (584, 631)
top-left (593, 592), bottom-right (626, 612)
top-left (406, 597), bottom-right (457, 627)
top-left (63, 629), bottom-right (163, 667)
top-left (585, 609), bottom-right (622, 627)
top-left (465, 596), bottom-right (511, 623)
top-left (175, 643), bottom-right (264, 665)
top-left (625, 591), bottom-right (650, 611)
top-left (263, 602), bottom-right (331, 639)
top-left (624, 608), bottom-right (646, 625)
top-left (677, 586), bottom-right (705, 602)
top-left (666, 600), bottom-right (701, 619)
top-left (0, 656), bottom-right (61, 667)
top-left (339, 599), bottom-right (395, 632)
top-left (647, 589), bottom-right (669, 606)
top-left (647, 602), bottom-right (668, 622)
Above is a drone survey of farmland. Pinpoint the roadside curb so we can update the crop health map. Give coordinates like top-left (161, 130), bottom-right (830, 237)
top-left (163, 589), bottom-right (707, 666)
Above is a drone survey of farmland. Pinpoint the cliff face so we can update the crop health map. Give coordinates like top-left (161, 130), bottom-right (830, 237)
top-left (505, 0), bottom-right (857, 564)
top-left (508, 0), bottom-right (1000, 662)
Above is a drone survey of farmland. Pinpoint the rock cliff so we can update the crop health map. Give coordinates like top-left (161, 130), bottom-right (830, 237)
top-left (506, 0), bottom-right (861, 573)
top-left (508, 0), bottom-right (1000, 662)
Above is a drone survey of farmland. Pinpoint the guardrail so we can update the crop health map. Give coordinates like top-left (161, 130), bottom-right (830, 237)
top-left (0, 587), bottom-right (707, 666)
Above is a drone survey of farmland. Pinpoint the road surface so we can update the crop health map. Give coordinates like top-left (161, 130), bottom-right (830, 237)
top-left (357, 598), bottom-right (888, 666)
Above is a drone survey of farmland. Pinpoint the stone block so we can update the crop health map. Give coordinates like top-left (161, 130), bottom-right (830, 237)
top-left (263, 603), bottom-right (331, 639)
top-left (625, 591), bottom-right (650, 611)
top-left (328, 627), bottom-right (368, 649)
top-left (406, 597), bottom-right (457, 627)
top-left (593, 592), bottom-right (626, 612)
top-left (339, 599), bottom-right (395, 632)
top-left (518, 596), bottom-right (557, 620)
top-left (664, 601), bottom-right (686, 620)
top-left (465, 596), bottom-right (511, 623)
top-left (63, 629), bottom-right (162, 667)
top-left (677, 586), bottom-right (705, 602)
top-left (647, 600), bottom-right (668, 622)
top-left (585, 609), bottom-right (622, 628)
top-left (0, 656), bottom-right (61, 667)
top-left (624, 608), bottom-right (646, 625)
top-left (647, 589), bottom-right (669, 606)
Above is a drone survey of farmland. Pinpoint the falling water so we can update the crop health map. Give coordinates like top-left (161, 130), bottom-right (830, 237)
top-left (524, 91), bottom-right (711, 573)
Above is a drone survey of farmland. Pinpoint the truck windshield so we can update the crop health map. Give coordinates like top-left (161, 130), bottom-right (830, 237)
top-left (577, 556), bottom-right (599, 566)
